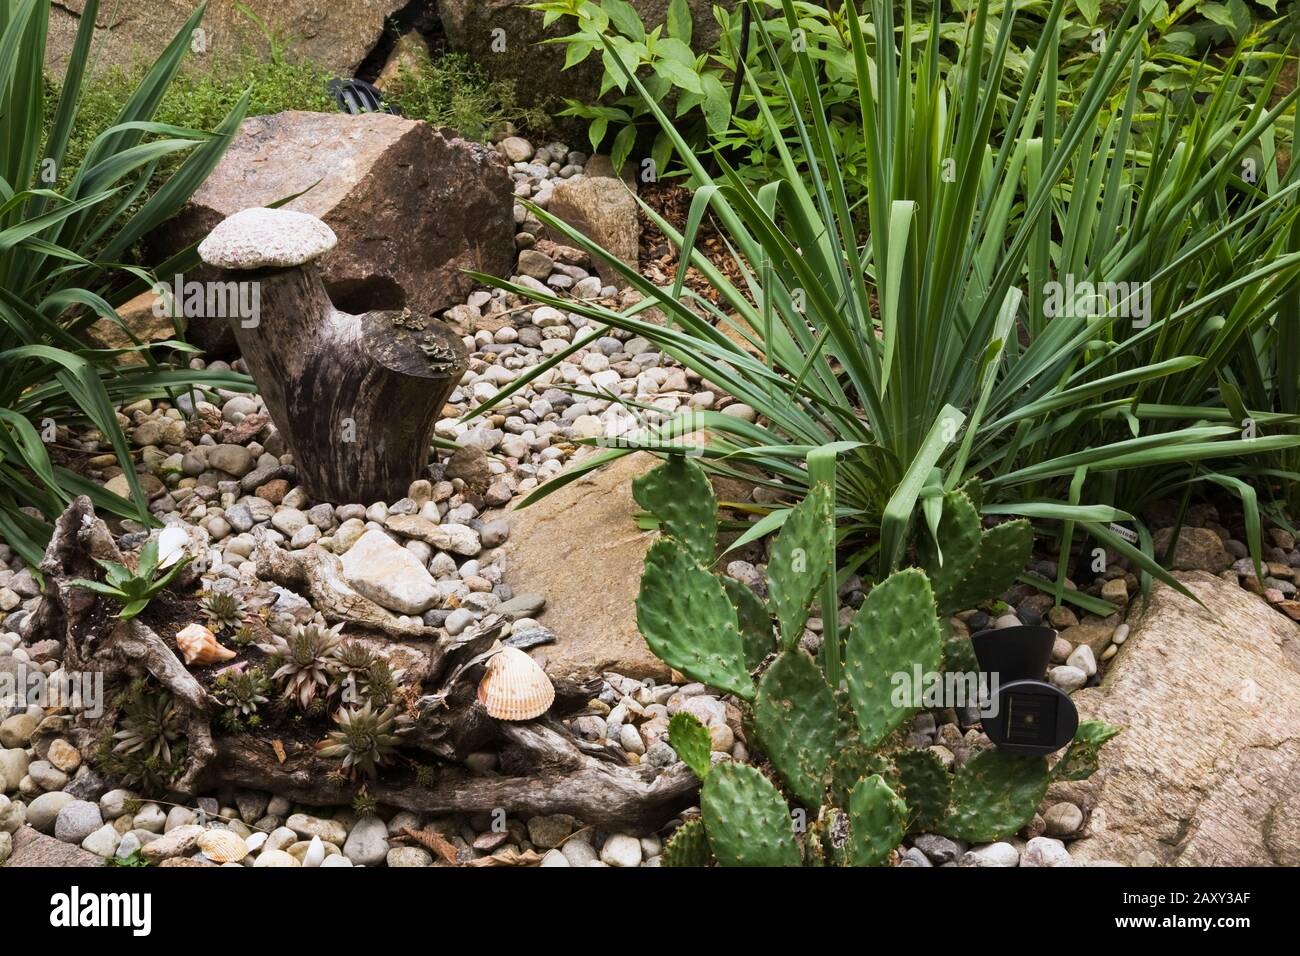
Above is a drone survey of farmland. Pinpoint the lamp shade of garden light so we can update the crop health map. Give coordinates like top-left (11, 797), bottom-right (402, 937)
top-left (971, 625), bottom-right (1079, 756)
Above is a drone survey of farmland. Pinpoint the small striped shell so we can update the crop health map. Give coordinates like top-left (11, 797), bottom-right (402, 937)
top-left (477, 647), bottom-right (554, 721)
top-left (198, 828), bottom-right (248, 863)
top-left (176, 622), bottom-right (236, 666)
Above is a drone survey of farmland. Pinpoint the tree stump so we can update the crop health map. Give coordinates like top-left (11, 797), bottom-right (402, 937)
top-left (197, 207), bottom-right (468, 504)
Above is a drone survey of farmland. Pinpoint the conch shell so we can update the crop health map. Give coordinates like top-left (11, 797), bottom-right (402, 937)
top-left (198, 828), bottom-right (248, 864)
top-left (476, 646), bottom-right (554, 721)
top-left (176, 622), bottom-right (236, 666)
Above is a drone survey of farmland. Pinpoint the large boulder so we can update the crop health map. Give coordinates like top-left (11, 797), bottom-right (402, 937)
top-left (493, 450), bottom-right (670, 683)
top-left (151, 110), bottom-right (515, 326)
top-left (1066, 571), bottom-right (1300, 866)
top-left (45, 1), bottom-right (405, 78)
top-left (439, 0), bottom-right (734, 117)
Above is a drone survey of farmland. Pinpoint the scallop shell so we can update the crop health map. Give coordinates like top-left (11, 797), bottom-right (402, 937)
top-left (197, 828), bottom-right (248, 863)
top-left (477, 646), bottom-right (554, 721)
top-left (176, 622), bottom-right (236, 666)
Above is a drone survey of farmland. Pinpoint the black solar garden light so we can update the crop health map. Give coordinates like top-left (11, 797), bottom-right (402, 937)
top-left (970, 625), bottom-right (1079, 756)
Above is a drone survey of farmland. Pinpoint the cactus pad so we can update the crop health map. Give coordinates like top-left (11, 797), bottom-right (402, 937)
top-left (895, 748), bottom-right (953, 833)
top-left (847, 774), bottom-right (908, 867)
top-left (668, 711), bottom-right (713, 781)
top-left (945, 518), bottom-right (1033, 613)
top-left (637, 537), bottom-right (755, 700)
top-left (917, 490), bottom-right (981, 614)
top-left (939, 748), bottom-right (1049, 843)
top-left (754, 649), bottom-right (837, 807)
top-left (701, 763), bottom-right (801, 867)
top-left (1051, 719), bottom-right (1122, 782)
top-left (632, 456), bottom-right (717, 567)
top-left (844, 568), bottom-right (943, 749)
top-left (724, 577), bottom-right (776, 670)
top-left (766, 482), bottom-right (834, 649)
top-left (662, 819), bottom-right (713, 867)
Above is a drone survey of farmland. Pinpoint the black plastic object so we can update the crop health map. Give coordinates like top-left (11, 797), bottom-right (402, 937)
top-left (970, 625), bottom-right (1079, 756)
top-left (327, 78), bottom-right (395, 116)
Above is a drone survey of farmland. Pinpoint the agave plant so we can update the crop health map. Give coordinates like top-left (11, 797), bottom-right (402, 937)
top-left (261, 621), bottom-right (344, 710)
top-left (0, 0), bottom-right (254, 565)
top-left (317, 702), bottom-right (402, 779)
top-left (472, 0), bottom-right (1300, 598)
top-left (66, 535), bottom-right (189, 619)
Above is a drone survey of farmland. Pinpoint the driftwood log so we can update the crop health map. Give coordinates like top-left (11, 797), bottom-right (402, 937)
top-left (32, 498), bottom-right (698, 832)
top-left (196, 207), bottom-right (468, 504)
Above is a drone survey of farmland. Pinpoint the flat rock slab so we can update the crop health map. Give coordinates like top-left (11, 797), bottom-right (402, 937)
top-left (493, 450), bottom-right (670, 683)
top-left (4, 826), bottom-right (104, 868)
top-left (1068, 571), bottom-right (1300, 866)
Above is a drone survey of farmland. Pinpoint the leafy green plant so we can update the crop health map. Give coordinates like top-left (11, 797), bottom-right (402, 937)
top-left (200, 590), bottom-right (246, 633)
top-left (97, 680), bottom-right (188, 790)
top-left (475, 0), bottom-right (1300, 597)
top-left (634, 456), bottom-right (1116, 866)
top-left (213, 665), bottom-right (270, 720)
top-left (66, 536), bottom-right (190, 619)
top-left (0, 0), bottom-right (254, 565)
top-left (261, 621), bottom-right (344, 710)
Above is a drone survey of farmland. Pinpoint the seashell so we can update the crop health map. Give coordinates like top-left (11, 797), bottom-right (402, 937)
top-left (301, 835), bottom-right (325, 868)
top-left (176, 622), bottom-right (236, 666)
top-left (477, 646), bottom-right (555, 721)
top-left (156, 525), bottom-right (189, 569)
top-left (198, 828), bottom-right (248, 864)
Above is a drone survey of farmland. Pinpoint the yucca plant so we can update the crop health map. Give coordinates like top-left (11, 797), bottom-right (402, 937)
top-left (471, 0), bottom-right (1300, 598)
top-left (0, 0), bottom-right (254, 566)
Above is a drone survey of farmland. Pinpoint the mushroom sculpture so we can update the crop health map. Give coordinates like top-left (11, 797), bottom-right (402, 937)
top-left (197, 207), bottom-right (468, 503)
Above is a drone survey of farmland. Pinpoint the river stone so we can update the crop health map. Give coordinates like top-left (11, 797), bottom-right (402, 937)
top-left (340, 529), bottom-right (438, 615)
top-left (599, 834), bottom-right (643, 867)
top-left (545, 177), bottom-right (640, 285)
top-left (140, 824), bottom-right (204, 862)
top-left (54, 801), bottom-right (103, 844)
top-left (1068, 571), bottom-right (1300, 866)
top-left (343, 814), bottom-right (390, 866)
top-left (1149, 527), bottom-right (1233, 574)
top-left (286, 812), bottom-right (348, 846)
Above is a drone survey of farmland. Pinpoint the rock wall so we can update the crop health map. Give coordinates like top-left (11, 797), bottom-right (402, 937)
top-left (45, 1), bottom-right (406, 78)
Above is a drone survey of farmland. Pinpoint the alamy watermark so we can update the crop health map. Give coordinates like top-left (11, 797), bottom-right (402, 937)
top-left (151, 274), bottom-right (261, 329)
top-left (0, 664), bottom-right (104, 719)
top-left (1042, 274), bottom-right (1151, 328)
top-left (890, 665), bottom-right (1001, 718)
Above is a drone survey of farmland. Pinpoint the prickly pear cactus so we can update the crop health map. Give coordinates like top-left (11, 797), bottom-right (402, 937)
top-left (917, 489), bottom-right (981, 612)
top-left (754, 649), bottom-right (837, 807)
top-left (636, 537), bottom-right (755, 700)
top-left (668, 712), bottom-right (713, 781)
top-left (701, 763), bottom-right (801, 867)
top-left (723, 576), bottom-right (775, 670)
top-left (939, 748), bottom-right (1050, 843)
top-left (632, 455), bottom-right (717, 567)
top-left (844, 568), bottom-right (942, 748)
top-left (766, 482), bottom-right (834, 649)
top-left (662, 819), bottom-right (714, 867)
top-left (847, 774), bottom-right (908, 867)
top-left (895, 748), bottom-right (952, 833)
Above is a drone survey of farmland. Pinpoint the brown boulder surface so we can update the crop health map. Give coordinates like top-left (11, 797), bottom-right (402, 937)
top-left (46, 1), bottom-right (405, 77)
top-left (494, 450), bottom-right (670, 683)
top-left (1068, 571), bottom-right (1300, 866)
top-left (151, 111), bottom-right (515, 321)
top-left (4, 826), bottom-right (104, 868)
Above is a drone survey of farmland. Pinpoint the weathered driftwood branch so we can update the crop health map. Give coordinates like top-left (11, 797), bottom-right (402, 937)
top-left (203, 723), bottom-right (699, 832)
top-left (197, 207), bottom-right (468, 503)
top-left (31, 498), bottom-right (697, 831)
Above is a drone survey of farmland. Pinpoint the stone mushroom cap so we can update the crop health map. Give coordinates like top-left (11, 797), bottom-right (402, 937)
top-left (197, 206), bottom-right (337, 270)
